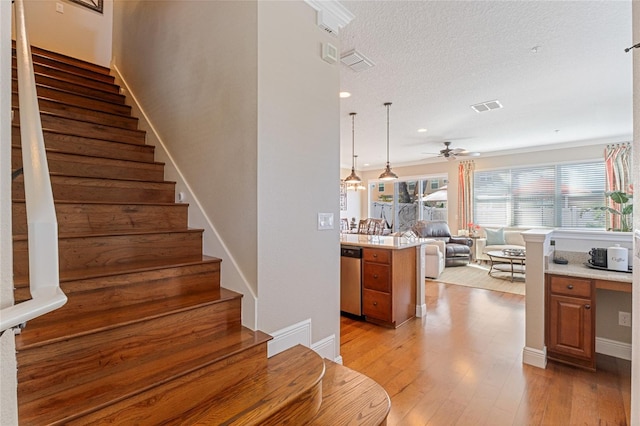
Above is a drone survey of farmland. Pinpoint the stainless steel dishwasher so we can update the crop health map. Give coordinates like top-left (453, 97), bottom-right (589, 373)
top-left (340, 246), bottom-right (362, 316)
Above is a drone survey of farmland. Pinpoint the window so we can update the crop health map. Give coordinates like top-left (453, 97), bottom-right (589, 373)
top-left (474, 161), bottom-right (606, 228)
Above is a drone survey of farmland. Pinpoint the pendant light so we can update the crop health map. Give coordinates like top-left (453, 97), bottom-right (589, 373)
top-left (350, 155), bottom-right (366, 191)
top-left (343, 112), bottom-right (362, 185)
top-left (379, 102), bottom-right (398, 180)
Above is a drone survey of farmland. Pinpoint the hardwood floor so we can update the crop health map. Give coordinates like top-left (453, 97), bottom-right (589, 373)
top-left (340, 282), bottom-right (631, 425)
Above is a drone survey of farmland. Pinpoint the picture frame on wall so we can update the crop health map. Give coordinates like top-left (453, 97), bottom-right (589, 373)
top-left (69, 0), bottom-right (103, 13)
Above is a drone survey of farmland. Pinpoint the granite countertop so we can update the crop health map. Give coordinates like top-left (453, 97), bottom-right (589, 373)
top-left (546, 251), bottom-right (633, 283)
top-left (340, 234), bottom-right (434, 250)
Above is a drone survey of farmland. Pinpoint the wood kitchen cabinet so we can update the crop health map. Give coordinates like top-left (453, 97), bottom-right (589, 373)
top-left (362, 247), bottom-right (416, 328)
top-left (545, 274), bottom-right (595, 371)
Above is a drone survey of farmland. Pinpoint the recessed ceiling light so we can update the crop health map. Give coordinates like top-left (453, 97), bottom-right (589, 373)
top-left (417, 128), bottom-right (428, 133)
top-left (339, 91), bottom-right (351, 98)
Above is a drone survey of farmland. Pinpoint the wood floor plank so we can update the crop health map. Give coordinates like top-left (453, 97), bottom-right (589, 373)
top-left (339, 282), bottom-right (631, 426)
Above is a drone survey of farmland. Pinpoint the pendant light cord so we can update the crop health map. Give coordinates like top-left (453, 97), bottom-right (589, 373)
top-left (384, 102), bottom-right (392, 165)
top-left (350, 112), bottom-right (356, 169)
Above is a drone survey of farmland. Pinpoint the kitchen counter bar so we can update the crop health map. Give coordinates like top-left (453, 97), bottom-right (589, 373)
top-left (340, 234), bottom-right (434, 250)
top-left (546, 251), bottom-right (632, 292)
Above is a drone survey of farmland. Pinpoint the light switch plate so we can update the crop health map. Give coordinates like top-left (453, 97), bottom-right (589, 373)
top-left (317, 213), bottom-right (334, 230)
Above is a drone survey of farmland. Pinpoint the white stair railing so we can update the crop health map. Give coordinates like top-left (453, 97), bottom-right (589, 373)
top-left (0, 0), bottom-right (66, 332)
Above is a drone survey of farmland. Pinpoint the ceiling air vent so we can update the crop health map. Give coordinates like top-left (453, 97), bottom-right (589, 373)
top-left (340, 49), bottom-right (375, 72)
top-left (471, 100), bottom-right (503, 113)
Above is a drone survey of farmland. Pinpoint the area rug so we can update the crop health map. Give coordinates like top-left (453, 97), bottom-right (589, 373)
top-left (428, 263), bottom-right (525, 295)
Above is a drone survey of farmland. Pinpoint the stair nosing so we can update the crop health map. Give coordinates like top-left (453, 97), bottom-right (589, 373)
top-left (12, 199), bottom-right (187, 207)
top-left (13, 228), bottom-right (204, 242)
top-left (12, 42), bottom-right (113, 76)
top-left (13, 61), bottom-right (118, 90)
top-left (14, 127), bottom-right (155, 153)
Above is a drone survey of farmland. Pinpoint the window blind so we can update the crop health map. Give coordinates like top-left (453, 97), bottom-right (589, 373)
top-left (473, 161), bottom-right (605, 228)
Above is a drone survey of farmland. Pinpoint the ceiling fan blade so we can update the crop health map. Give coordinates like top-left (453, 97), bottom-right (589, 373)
top-left (457, 151), bottom-right (481, 157)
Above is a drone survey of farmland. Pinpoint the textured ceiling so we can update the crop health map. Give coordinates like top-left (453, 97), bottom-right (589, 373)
top-left (338, 0), bottom-right (633, 171)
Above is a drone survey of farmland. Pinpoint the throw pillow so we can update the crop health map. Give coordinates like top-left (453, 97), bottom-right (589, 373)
top-left (485, 228), bottom-right (506, 245)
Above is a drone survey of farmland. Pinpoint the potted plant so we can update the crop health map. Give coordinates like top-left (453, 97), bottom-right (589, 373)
top-left (596, 190), bottom-right (633, 231)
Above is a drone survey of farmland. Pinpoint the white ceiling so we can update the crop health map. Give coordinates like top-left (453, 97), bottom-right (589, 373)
top-left (338, 0), bottom-right (634, 171)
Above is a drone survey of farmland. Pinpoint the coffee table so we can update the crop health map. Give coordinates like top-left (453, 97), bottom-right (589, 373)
top-left (487, 250), bottom-right (526, 282)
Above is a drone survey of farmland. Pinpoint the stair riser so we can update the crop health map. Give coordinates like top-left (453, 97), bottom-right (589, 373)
top-left (28, 73), bottom-right (125, 104)
top-left (13, 176), bottom-right (176, 203)
top-left (12, 149), bottom-right (164, 182)
top-left (13, 61), bottom-right (119, 94)
top-left (12, 202), bottom-right (188, 238)
top-left (13, 231), bottom-right (203, 278)
top-left (13, 111), bottom-right (145, 145)
top-left (18, 299), bottom-right (242, 403)
top-left (64, 344), bottom-right (268, 426)
top-left (13, 260), bottom-right (220, 301)
top-left (12, 127), bottom-right (154, 163)
top-left (13, 45), bottom-right (114, 82)
top-left (16, 265), bottom-right (220, 314)
top-left (12, 92), bottom-right (138, 130)
top-left (12, 80), bottom-right (131, 116)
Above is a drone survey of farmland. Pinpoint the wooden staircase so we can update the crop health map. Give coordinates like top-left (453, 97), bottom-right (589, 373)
top-left (11, 44), bottom-right (390, 425)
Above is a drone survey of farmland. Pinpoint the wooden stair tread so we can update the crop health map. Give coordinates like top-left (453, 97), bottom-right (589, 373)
top-left (18, 172), bottom-right (176, 186)
top-left (16, 286), bottom-right (241, 349)
top-left (310, 360), bottom-right (391, 426)
top-left (13, 68), bottom-right (124, 99)
top-left (12, 41), bottom-right (113, 78)
top-left (13, 92), bottom-right (138, 126)
top-left (12, 127), bottom-right (155, 164)
top-left (12, 79), bottom-right (132, 115)
top-left (14, 255), bottom-right (219, 288)
top-left (19, 328), bottom-right (272, 425)
top-left (13, 146), bottom-right (163, 169)
top-left (185, 344), bottom-right (325, 425)
top-left (13, 227), bottom-right (203, 242)
top-left (12, 61), bottom-right (119, 93)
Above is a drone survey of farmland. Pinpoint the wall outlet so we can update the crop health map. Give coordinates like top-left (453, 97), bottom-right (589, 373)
top-left (618, 311), bottom-right (631, 327)
top-left (317, 213), bottom-right (334, 230)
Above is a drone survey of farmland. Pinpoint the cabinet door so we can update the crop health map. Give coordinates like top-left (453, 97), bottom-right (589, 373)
top-left (548, 294), bottom-right (593, 360)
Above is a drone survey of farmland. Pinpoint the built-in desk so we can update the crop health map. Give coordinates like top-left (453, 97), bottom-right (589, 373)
top-left (340, 234), bottom-right (433, 327)
top-left (545, 261), bottom-right (632, 370)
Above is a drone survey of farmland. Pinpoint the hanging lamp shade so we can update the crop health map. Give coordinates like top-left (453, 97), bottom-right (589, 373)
top-left (379, 102), bottom-right (398, 181)
top-left (349, 155), bottom-right (367, 191)
top-left (343, 112), bottom-right (362, 184)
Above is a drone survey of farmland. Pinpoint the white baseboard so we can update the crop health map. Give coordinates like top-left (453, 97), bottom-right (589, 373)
top-left (416, 303), bottom-right (426, 318)
top-left (267, 319), bottom-right (311, 358)
top-left (596, 337), bottom-right (632, 361)
top-left (523, 346), bottom-right (547, 369)
top-left (312, 334), bottom-right (337, 361)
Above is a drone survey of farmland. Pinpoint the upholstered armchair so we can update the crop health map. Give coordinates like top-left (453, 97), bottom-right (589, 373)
top-left (412, 220), bottom-right (473, 267)
top-left (424, 240), bottom-right (445, 278)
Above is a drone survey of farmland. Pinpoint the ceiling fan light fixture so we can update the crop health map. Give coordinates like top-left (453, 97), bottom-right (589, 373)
top-left (378, 102), bottom-right (398, 181)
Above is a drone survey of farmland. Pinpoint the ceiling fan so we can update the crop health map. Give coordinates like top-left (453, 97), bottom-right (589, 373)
top-left (435, 141), bottom-right (480, 160)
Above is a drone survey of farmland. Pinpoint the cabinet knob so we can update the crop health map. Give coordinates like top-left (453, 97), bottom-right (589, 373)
top-left (373, 274), bottom-right (378, 279)
top-left (373, 301), bottom-right (378, 306)
top-left (567, 285), bottom-right (574, 290)
top-left (373, 253), bottom-right (378, 258)
top-left (585, 304), bottom-right (591, 310)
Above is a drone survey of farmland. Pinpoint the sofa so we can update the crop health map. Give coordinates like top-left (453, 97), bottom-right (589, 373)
top-left (475, 227), bottom-right (529, 261)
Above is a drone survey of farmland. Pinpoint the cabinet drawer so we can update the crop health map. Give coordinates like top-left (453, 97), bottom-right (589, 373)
top-left (362, 289), bottom-right (391, 322)
top-left (363, 248), bottom-right (391, 264)
top-left (363, 262), bottom-right (391, 292)
top-left (549, 276), bottom-right (592, 298)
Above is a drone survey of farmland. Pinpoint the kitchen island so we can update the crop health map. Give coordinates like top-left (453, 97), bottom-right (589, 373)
top-left (340, 234), bottom-right (433, 328)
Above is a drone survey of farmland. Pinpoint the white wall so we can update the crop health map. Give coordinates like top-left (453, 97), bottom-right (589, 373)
top-left (256, 1), bottom-right (340, 351)
top-left (1, 1), bottom-right (18, 423)
top-left (11, 0), bottom-right (113, 66)
top-left (111, 1), bottom-right (259, 296)
top-left (630, 0), bottom-right (639, 421)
